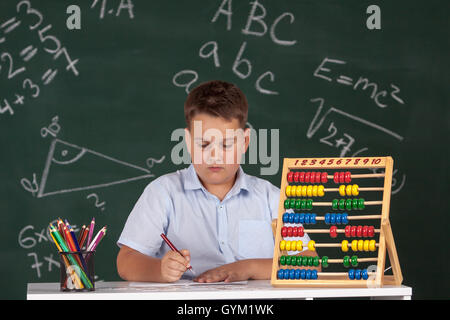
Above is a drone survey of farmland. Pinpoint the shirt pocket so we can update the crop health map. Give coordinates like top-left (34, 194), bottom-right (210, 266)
top-left (238, 220), bottom-right (274, 259)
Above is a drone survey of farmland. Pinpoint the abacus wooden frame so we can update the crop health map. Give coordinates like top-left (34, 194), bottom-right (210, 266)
top-left (270, 156), bottom-right (403, 288)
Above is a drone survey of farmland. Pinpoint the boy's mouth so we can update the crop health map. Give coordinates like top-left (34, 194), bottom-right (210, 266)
top-left (208, 166), bottom-right (224, 172)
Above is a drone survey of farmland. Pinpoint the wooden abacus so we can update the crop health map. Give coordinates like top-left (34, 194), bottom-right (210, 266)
top-left (270, 157), bottom-right (402, 288)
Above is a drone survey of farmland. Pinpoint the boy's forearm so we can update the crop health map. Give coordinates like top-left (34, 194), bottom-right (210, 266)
top-left (117, 246), bottom-right (165, 282)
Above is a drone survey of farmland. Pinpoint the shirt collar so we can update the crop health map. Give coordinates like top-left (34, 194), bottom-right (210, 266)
top-left (183, 164), bottom-right (250, 194)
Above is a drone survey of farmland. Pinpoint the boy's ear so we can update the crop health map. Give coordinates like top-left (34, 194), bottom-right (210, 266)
top-left (243, 127), bottom-right (251, 153)
top-left (184, 128), bottom-right (192, 156)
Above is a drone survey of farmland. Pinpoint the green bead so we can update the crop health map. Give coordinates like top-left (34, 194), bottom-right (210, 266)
top-left (332, 199), bottom-right (338, 210)
top-left (339, 199), bottom-right (345, 210)
top-left (301, 199), bottom-right (306, 210)
top-left (295, 199), bottom-right (301, 210)
top-left (280, 255), bottom-right (286, 265)
top-left (307, 257), bottom-right (313, 266)
top-left (302, 256), bottom-right (308, 266)
top-left (286, 256), bottom-right (292, 265)
top-left (351, 255), bottom-right (358, 267)
top-left (306, 199), bottom-right (313, 210)
top-left (313, 256), bottom-right (319, 267)
top-left (345, 199), bottom-right (352, 210)
top-left (296, 256), bottom-right (302, 266)
top-left (358, 198), bottom-right (365, 210)
top-left (321, 256), bottom-right (328, 268)
top-left (291, 256), bottom-right (298, 266)
top-left (343, 256), bottom-right (350, 267)
top-left (352, 199), bottom-right (359, 210)
top-left (284, 200), bottom-right (290, 209)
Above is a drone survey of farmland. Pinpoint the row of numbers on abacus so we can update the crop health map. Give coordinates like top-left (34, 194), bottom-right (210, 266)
top-left (294, 158), bottom-right (383, 166)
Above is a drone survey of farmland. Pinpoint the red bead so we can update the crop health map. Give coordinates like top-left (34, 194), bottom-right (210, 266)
top-left (292, 227), bottom-right (298, 237)
top-left (293, 171), bottom-right (299, 183)
top-left (313, 172), bottom-right (319, 183)
top-left (281, 227), bottom-right (287, 237)
top-left (351, 226), bottom-right (357, 237)
top-left (305, 172), bottom-right (311, 183)
top-left (287, 172), bottom-right (294, 183)
top-left (287, 227), bottom-right (293, 237)
top-left (345, 225), bottom-right (351, 237)
top-left (356, 226), bottom-right (363, 237)
top-left (345, 171), bottom-right (351, 183)
top-left (330, 226), bottom-right (338, 238)
top-left (321, 172), bottom-right (328, 183)
top-left (362, 225), bottom-right (368, 237)
top-left (299, 172), bottom-right (305, 183)
top-left (334, 172), bottom-right (339, 184)
top-left (298, 226), bottom-right (304, 237)
top-left (339, 172), bottom-right (345, 184)
top-left (368, 226), bottom-right (375, 237)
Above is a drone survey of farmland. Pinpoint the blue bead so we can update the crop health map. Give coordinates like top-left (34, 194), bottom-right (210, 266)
top-left (299, 213), bottom-right (305, 224)
top-left (311, 270), bottom-right (318, 279)
top-left (283, 213), bottom-right (289, 223)
top-left (355, 269), bottom-right (362, 280)
top-left (294, 213), bottom-right (300, 224)
top-left (310, 213), bottom-right (316, 224)
top-left (325, 213), bottom-right (331, 224)
top-left (348, 269), bottom-right (355, 280)
top-left (300, 269), bottom-right (306, 279)
top-left (304, 214), bottom-right (310, 224)
top-left (336, 214), bottom-right (341, 224)
top-left (277, 269), bottom-right (284, 279)
top-left (289, 269), bottom-right (296, 280)
top-left (342, 213), bottom-right (348, 224)
top-left (306, 270), bottom-right (311, 279)
top-left (295, 269), bottom-right (301, 279)
top-left (289, 213), bottom-right (295, 223)
top-left (284, 269), bottom-right (290, 279)
top-left (330, 213), bottom-right (336, 224)
top-left (362, 269), bottom-right (368, 280)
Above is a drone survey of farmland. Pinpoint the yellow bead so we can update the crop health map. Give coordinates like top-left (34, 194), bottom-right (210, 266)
top-left (352, 184), bottom-right (359, 196)
top-left (291, 241), bottom-right (296, 251)
top-left (286, 186), bottom-right (292, 197)
top-left (369, 240), bottom-right (376, 252)
top-left (286, 241), bottom-right (291, 251)
top-left (318, 185), bottom-right (325, 197)
top-left (307, 185), bottom-right (313, 197)
top-left (346, 185), bottom-right (352, 196)
top-left (280, 240), bottom-right (286, 251)
top-left (308, 240), bottom-right (316, 251)
top-left (312, 185), bottom-right (318, 197)
top-left (302, 186), bottom-right (307, 197)
top-left (364, 240), bottom-right (370, 252)
top-left (297, 240), bottom-right (303, 251)
top-left (296, 185), bottom-right (302, 197)
top-left (351, 240), bottom-right (358, 252)
top-left (342, 240), bottom-right (349, 252)
top-left (339, 185), bottom-right (346, 196)
top-left (358, 240), bottom-right (364, 251)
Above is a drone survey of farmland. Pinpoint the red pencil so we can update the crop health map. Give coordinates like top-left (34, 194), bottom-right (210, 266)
top-left (160, 233), bottom-right (195, 275)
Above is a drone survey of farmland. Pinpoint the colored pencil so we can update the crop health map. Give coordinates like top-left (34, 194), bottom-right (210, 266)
top-left (77, 225), bottom-right (86, 243)
top-left (79, 227), bottom-right (89, 250)
top-left (87, 226), bottom-right (107, 252)
top-left (86, 217), bottom-right (95, 248)
top-left (160, 233), bottom-right (195, 275)
top-left (69, 226), bottom-right (90, 274)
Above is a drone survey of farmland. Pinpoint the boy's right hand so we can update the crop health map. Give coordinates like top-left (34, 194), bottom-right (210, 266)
top-left (160, 249), bottom-right (191, 282)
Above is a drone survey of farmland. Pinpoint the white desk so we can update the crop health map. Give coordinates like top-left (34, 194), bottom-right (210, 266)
top-left (27, 280), bottom-right (412, 300)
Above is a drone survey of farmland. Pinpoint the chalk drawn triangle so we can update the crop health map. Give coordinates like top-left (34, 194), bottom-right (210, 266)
top-left (37, 139), bottom-right (155, 198)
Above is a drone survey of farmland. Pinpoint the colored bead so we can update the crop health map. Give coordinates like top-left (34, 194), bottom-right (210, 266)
top-left (315, 172), bottom-right (321, 184)
top-left (296, 240), bottom-right (303, 251)
top-left (339, 172), bottom-right (345, 184)
top-left (307, 185), bottom-right (313, 197)
top-left (308, 240), bottom-right (316, 251)
top-left (345, 225), bottom-right (351, 237)
top-left (318, 185), bottom-right (325, 197)
top-left (280, 240), bottom-right (286, 250)
top-left (296, 256), bottom-right (302, 266)
top-left (351, 240), bottom-right (358, 252)
top-left (352, 199), bottom-right (359, 210)
top-left (369, 240), bottom-right (376, 251)
top-left (325, 213), bottom-right (331, 224)
top-left (330, 213), bottom-right (336, 224)
top-left (355, 269), bottom-right (362, 280)
top-left (289, 213), bottom-right (295, 223)
top-left (287, 172), bottom-right (294, 183)
top-left (362, 269), bottom-right (368, 280)
top-left (352, 184), bottom-right (359, 196)
top-left (286, 185), bottom-right (292, 197)
top-left (281, 227), bottom-right (287, 237)
top-left (351, 226), bottom-right (357, 237)
top-left (345, 199), bottom-right (352, 210)
top-left (304, 214), bottom-right (310, 224)
top-left (335, 213), bottom-right (342, 224)
top-left (285, 241), bottom-right (291, 251)
top-left (298, 227), bottom-right (304, 237)
top-left (343, 256), bottom-right (350, 267)
top-left (348, 269), bottom-right (355, 280)
top-left (333, 172), bottom-right (339, 184)
top-left (330, 226), bottom-right (338, 238)
top-left (342, 213), bottom-right (348, 224)
top-left (306, 199), bottom-right (313, 210)
top-left (339, 185), bottom-right (346, 196)
top-left (293, 171), bottom-right (300, 183)
top-left (299, 213), bottom-right (305, 224)
top-left (287, 227), bottom-right (293, 237)
top-left (358, 198), bottom-right (365, 210)
top-left (299, 172), bottom-right (305, 183)
top-left (290, 269), bottom-right (296, 280)
top-left (362, 225), bottom-right (368, 237)
top-left (285, 255), bottom-right (292, 265)
top-left (307, 257), bottom-right (313, 266)
top-left (305, 172), bottom-right (311, 183)
top-left (277, 269), bottom-right (284, 279)
top-left (342, 240), bottom-right (349, 252)
top-left (305, 270), bottom-right (312, 279)
top-left (311, 270), bottom-right (318, 279)
top-left (339, 199), bottom-right (345, 210)
top-left (294, 199), bottom-right (301, 210)
top-left (310, 213), bottom-right (316, 224)
top-left (332, 199), bottom-right (338, 210)
top-left (292, 241), bottom-right (297, 251)
top-left (280, 255), bottom-right (286, 265)
top-left (302, 256), bottom-right (308, 266)
top-left (346, 184), bottom-right (352, 196)
top-left (345, 172), bottom-right (351, 183)
top-left (296, 186), bottom-right (302, 197)
top-left (312, 185), bottom-right (318, 197)
top-left (284, 199), bottom-right (290, 209)
top-left (357, 240), bottom-right (364, 251)
top-left (321, 172), bottom-right (328, 184)
top-left (313, 256), bottom-right (320, 267)
top-left (301, 186), bottom-right (307, 197)
top-left (321, 256), bottom-right (328, 268)
top-left (300, 199), bottom-right (306, 210)
top-left (351, 255), bottom-right (358, 267)
top-left (292, 227), bottom-right (298, 237)
top-left (300, 269), bottom-right (306, 279)
top-left (283, 213), bottom-right (289, 223)
top-left (363, 240), bottom-right (369, 252)
top-left (368, 226), bottom-right (375, 237)
top-left (294, 213), bottom-right (300, 224)
top-left (357, 226), bottom-right (363, 237)
top-left (295, 269), bottom-right (301, 279)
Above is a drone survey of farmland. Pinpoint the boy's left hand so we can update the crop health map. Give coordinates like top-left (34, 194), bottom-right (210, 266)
top-left (193, 260), bottom-right (251, 283)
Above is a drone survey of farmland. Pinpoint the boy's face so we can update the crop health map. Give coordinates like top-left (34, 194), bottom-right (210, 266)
top-left (185, 113), bottom-right (250, 187)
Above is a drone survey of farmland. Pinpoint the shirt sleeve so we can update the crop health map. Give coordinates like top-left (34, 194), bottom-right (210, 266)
top-left (117, 179), bottom-right (170, 257)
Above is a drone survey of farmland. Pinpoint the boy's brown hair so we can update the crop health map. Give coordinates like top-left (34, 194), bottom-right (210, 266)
top-left (184, 80), bottom-right (248, 130)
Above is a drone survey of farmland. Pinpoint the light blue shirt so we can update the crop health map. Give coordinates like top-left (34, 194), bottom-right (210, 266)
top-left (117, 164), bottom-right (310, 277)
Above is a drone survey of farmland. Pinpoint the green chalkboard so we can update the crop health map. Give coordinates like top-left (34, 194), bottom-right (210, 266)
top-left (0, 0), bottom-right (448, 299)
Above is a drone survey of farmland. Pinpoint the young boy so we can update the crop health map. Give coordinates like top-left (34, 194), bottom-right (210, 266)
top-left (116, 80), bottom-right (315, 283)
